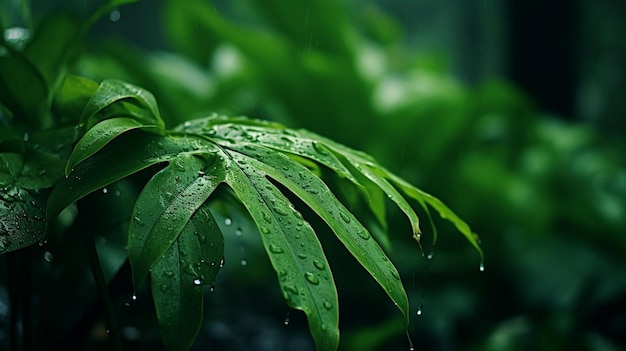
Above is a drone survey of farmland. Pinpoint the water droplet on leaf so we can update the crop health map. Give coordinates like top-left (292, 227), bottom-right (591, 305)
top-left (313, 260), bottom-right (325, 270)
top-left (304, 272), bottom-right (319, 285)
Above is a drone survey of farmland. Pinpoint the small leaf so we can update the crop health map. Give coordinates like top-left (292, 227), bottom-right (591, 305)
top-left (129, 154), bottom-right (225, 287)
top-left (81, 79), bottom-right (165, 129)
top-left (151, 203), bottom-right (223, 351)
top-left (66, 117), bottom-right (164, 174)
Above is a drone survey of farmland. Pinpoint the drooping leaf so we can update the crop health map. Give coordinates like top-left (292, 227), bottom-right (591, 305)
top-left (129, 153), bottom-right (224, 287)
top-left (150, 203), bottom-right (224, 351)
top-left (224, 149), bottom-right (339, 350)
top-left (220, 142), bottom-right (409, 327)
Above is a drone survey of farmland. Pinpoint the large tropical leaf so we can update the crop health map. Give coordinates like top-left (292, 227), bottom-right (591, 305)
top-left (47, 80), bottom-right (481, 351)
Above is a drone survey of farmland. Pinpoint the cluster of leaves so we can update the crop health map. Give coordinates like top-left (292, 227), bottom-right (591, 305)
top-left (75, 1), bottom-right (626, 349)
top-left (1, 1), bottom-right (482, 350)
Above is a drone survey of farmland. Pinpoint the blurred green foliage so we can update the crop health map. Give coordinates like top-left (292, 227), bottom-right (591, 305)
top-left (2, 0), bottom-right (625, 350)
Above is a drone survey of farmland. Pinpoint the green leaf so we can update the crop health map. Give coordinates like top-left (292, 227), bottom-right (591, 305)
top-left (129, 153), bottom-right (225, 287)
top-left (24, 12), bottom-right (81, 90)
top-left (81, 79), bottom-right (165, 130)
top-left (224, 149), bottom-right (339, 350)
top-left (0, 186), bottom-right (46, 254)
top-left (65, 117), bottom-right (164, 174)
top-left (53, 75), bottom-right (99, 125)
top-left (0, 52), bottom-right (48, 125)
top-left (222, 142), bottom-right (410, 327)
top-left (150, 203), bottom-right (224, 351)
top-left (46, 131), bottom-right (197, 222)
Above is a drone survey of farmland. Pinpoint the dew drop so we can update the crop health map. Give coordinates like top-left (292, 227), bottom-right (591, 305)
top-left (131, 293), bottom-right (137, 301)
top-left (356, 229), bottom-right (370, 240)
top-left (262, 211), bottom-right (273, 224)
top-left (134, 216), bottom-right (145, 227)
top-left (339, 212), bottom-right (351, 223)
top-left (323, 301), bottom-right (333, 310)
top-left (193, 278), bottom-right (202, 286)
top-left (313, 260), bottom-right (325, 270)
top-left (274, 206), bottom-right (289, 216)
top-left (164, 270), bottom-right (175, 278)
top-left (260, 226), bottom-right (270, 234)
top-left (235, 228), bottom-right (243, 237)
top-left (297, 253), bottom-right (308, 260)
top-left (224, 218), bottom-right (232, 226)
top-left (390, 269), bottom-right (400, 280)
top-left (284, 284), bottom-right (298, 295)
top-left (269, 244), bottom-right (284, 254)
top-left (160, 284), bottom-right (170, 292)
top-left (304, 272), bottom-right (320, 285)
top-left (312, 141), bottom-right (328, 155)
top-left (198, 170), bottom-right (206, 177)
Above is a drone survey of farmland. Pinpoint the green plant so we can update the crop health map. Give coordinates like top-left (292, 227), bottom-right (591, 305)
top-left (1, 1), bottom-right (482, 350)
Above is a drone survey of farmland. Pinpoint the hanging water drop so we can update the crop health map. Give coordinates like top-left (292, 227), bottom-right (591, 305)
top-left (479, 261), bottom-right (485, 272)
top-left (102, 188), bottom-right (108, 194)
top-left (193, 278), bottom-right (202, 286)
top-left (426, 251), bottom-right (434, 260)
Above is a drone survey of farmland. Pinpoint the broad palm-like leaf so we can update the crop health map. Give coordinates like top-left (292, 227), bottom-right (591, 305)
top-left (47, 79), bottom-right (482, 351)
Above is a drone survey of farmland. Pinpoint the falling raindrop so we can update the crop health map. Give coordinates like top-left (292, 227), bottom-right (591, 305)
top-left (416, 304), bottom-right (424, 316)
top-left (102, 188), bottom-right (108, 194)
top-left (284, 312), bottom-right (290, 325)
top-left (193, 278), bottom-right (202, 286)
top-left (240, 259), bottom-right (247, 266)
top-left (109, 9), bottom-right (121, 22)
